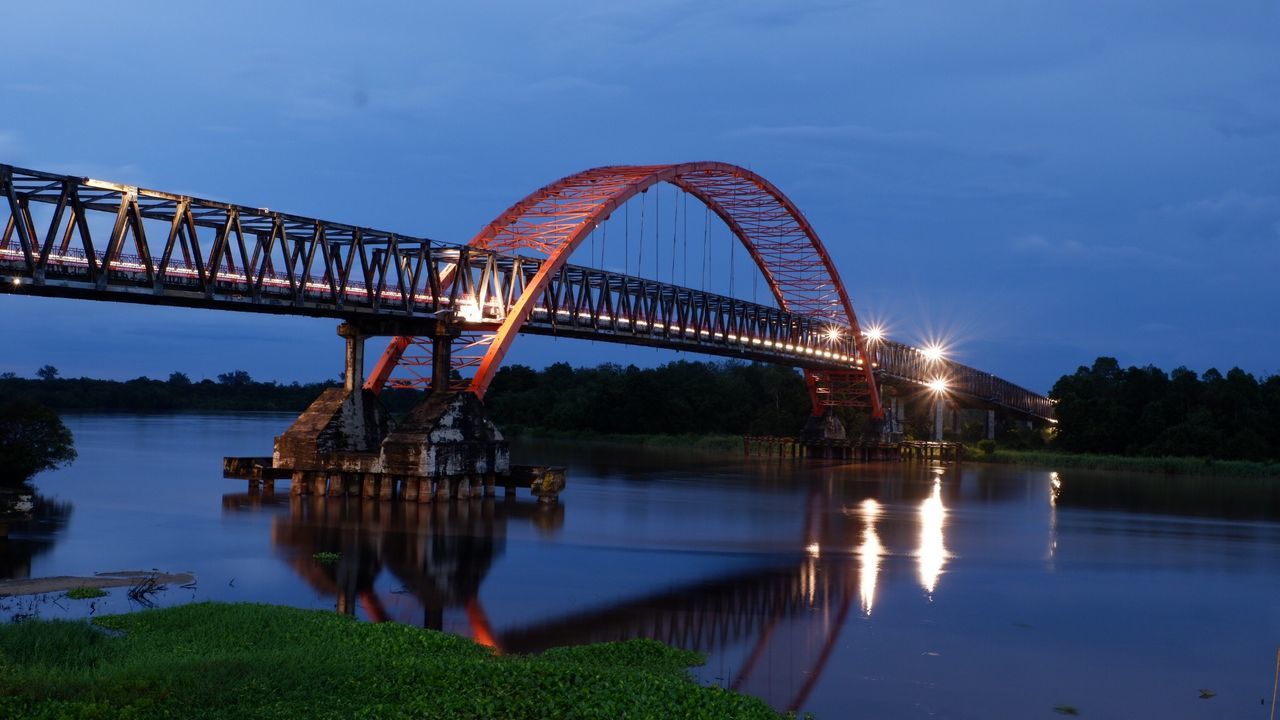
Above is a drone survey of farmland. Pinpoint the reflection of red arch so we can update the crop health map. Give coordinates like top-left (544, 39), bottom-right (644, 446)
top-left (369, 162), bottom-right (882, 418)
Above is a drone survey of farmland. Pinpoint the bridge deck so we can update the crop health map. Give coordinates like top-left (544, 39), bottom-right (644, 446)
top-left (1, 164), bottom-right (1053, 420)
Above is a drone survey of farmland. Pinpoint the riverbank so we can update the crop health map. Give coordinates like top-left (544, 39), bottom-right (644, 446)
top-left (969, 447), bottom-right (1280, 479)
top-left (504, 425), bottom-right (744, 451)
top-left (0, 602), bottom-right (785, 719)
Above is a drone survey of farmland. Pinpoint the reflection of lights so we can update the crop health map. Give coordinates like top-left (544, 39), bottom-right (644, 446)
top-left (922, 344), bottom-right (946, 363)
top-left (927, 377), bottom-right (948, 394)
top-left (918, 480), bottom-right (949, 595)
top-left (863, 325), bottom-right (884, 342)
top-left (857, 499), bottom-right (885, 615)
top-left (1048, 472), bottom-right (1061, 562)
top-left (10, 277), bottom-right (19, 286)
top-left (806, 542), bottom-right (821, 557)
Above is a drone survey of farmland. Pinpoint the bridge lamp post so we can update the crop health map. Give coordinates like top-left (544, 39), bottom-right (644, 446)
top-left (927, 377), bottom-right (948, 441)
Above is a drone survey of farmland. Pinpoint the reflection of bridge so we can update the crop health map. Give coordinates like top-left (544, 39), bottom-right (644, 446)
top-left (1, 163), bottom-right (1051, 421)
top-left (221, 471), bottom-right (959, 714)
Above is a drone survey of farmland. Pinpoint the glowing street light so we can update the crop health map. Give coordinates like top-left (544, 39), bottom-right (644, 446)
top-left (863, 325), bottom-right (884, 343)
top-left (825, 326), bottom-right (842, 343)
top-left (927, 377), bottom-right (948, 394)
top-left (922, 343), bottom-right (946, 363)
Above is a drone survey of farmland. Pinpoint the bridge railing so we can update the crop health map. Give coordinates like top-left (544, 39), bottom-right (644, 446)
top-left (0, 164), bottom-right (863, 370)
top-left (1, 163), bottom-right (1052, 419)
top-left (869, 340), bottom-right (1054, 420)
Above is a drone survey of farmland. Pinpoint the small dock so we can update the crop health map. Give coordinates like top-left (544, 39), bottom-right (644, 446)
top-left (743, 437), bottom-right (963, 462)
top-left (223, 457), bottom-right (565, 503)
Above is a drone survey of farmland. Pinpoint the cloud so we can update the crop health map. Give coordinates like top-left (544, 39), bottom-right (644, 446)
top-left (726, 123), bottom-right (940, 146)
top-left (524, 75), bottom-right (627, 98)
top-left (1010, 234), bottom-right (1187, 268)
top-left (1213, 112), bottom-right (1280, 139)
top-left (1165, 190), bottom-right (1280, 243)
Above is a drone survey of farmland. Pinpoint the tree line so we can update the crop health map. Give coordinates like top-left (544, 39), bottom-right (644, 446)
top-left (1050, 357), bottom-right (1280, 461)
top-left (6, 356), bottom-right (1278, 462)
top-left (485, 360), bottom-right (811, 437)
top-left (0, 368), bottom-right (342, 412)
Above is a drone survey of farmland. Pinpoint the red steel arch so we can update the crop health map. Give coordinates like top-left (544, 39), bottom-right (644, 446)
top-left (368, 162), bottom-right (882, 418)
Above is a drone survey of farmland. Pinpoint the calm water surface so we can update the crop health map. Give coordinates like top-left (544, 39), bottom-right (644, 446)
top-left (3, 414), bottom-right (1279, 719)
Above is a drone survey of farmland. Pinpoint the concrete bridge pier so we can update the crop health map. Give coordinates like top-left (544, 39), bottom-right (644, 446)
top-left (272, 317), bottom-right (520, 503)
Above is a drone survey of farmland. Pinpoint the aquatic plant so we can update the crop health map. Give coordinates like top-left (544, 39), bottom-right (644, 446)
top-left (0, 602), bottom-right (785, 719)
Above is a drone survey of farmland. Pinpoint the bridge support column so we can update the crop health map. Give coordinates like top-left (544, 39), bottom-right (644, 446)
top-left (933, 398), bottom-right (945, 442)
top-left (340, 323), bottom-right (366, 391)
top-left (268, 316), bottom-right (533, 503)
top-left (430, 314), bottom-right (457, 394)
top-left (986, 409), bottom-right (996, 441)
top-left (801, 409), bottom-right (849, 459)
top-left (273, 323), bottom-right (390, 479)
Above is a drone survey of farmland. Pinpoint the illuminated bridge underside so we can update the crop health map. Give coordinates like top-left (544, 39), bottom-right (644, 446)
top-left (0, 163), bottom-right (1053, 420)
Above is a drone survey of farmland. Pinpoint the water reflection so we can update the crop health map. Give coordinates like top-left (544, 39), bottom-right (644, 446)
top-left (222, 492), bottom-right (563, 633)
top-left (222, 470), bottom-right (978, 715)
top-left (1048, 471), bottom-right (1060, 565)
top-left (0, 495), bottom-right (73, 581)
top-left (917, 476), bottom-right (949, 595)
top-left (855, 499), bottom-right (884, 615)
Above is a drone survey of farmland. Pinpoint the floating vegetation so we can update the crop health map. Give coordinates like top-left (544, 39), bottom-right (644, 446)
top-left (0, 602), bottom-right (784, 719)
top-left (312, 551), bottom-right (341, 565)
top-left (1053, 705), bottom-right (1081, 716)
top-left (64, 587), bottom-right (107, 600)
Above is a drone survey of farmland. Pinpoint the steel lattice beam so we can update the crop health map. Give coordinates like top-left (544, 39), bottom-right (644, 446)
top-left (0, 163), bottom-right (1055, 421)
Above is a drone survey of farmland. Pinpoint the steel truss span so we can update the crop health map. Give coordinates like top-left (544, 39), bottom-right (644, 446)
top-left (371, 162), bottom-right (883, 417)
top-left (0, 162), bottom-right (1054, 421)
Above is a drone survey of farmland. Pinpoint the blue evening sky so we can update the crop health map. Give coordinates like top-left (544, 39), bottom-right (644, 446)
top-left (1, 1), bottom-right (1277, 392)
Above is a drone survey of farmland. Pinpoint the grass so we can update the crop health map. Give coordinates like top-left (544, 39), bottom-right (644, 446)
top-left (968, 447), bottom-right (1280, 479)
top-left (0, 602), bottom-right (787, 720)
top-left (65, 587), bottom-right (108, 600)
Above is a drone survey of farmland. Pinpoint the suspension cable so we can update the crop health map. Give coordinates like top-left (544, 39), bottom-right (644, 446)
top-left (638, 190), bottom-right (645, 277)
top-left (702, 202), bottom-right (710, 292)
top-left (670, 185), bottom-right (678, 284)
top-left (682, 192), bottom-right (688, 287)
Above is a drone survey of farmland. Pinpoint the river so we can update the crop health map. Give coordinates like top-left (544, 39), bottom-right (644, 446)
top-left (2, 413), bottom-right (1278, 719)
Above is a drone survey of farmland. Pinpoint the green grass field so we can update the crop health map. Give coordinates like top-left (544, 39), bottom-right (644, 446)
top-left (969, 447), bottom-right (1280, 479)
top-left (0, 602), bottom-right (786, 720)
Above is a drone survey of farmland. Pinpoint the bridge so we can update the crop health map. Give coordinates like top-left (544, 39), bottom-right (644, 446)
top-left (0, 162), bottom-right (1052, 423)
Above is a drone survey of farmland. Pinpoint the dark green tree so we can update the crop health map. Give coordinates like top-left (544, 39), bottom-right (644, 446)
top-left (0, 400), bottom-right (77, 486)
top-left (217, 370), bottom-right (253, 386)
top-left (35, 365), bottom-right (59, 381)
